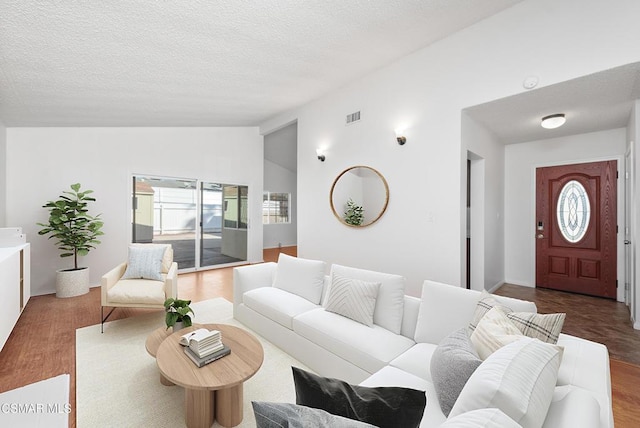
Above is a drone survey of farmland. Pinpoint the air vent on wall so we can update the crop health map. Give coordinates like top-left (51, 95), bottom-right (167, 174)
top-left (346, 111), bottom-right (361, 125)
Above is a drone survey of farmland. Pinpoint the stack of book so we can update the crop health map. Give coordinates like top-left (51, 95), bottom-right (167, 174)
top-left (179, 328), bottom-right (231, 367)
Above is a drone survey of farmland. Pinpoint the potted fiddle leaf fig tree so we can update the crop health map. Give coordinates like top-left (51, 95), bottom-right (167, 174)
top-left (164, 298), bottom-right (194, 331)
top-left (37, 183), bottom-right (104, 298)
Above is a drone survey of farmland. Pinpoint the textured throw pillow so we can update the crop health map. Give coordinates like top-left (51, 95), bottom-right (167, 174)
top-left (440, 408), bottom-right (523, 428)
top-left (273, 253), bottom-right (326, 304)
top-left (325, 273), bottom-right (380, 327)
top-left (252, 401), bottom-right (378, 428)
top-left (506, 312), bottom-right (565, 344)
top-left (292, 367), bottom-right (426, 428)
top-left (121, 245), bottom-right (166, 281)
top-left (430, 328), bottom-right (482, 416)
top-left (468, 290), bottom-right (514, 332)
top-left (330, 265), bottom-right (405, 334)
top-left (470, 307), bottom-right (524, 360)
top-left (130, 243), bottom-right (172, 273)
top-left (449, 337), bottom-right (563, 428)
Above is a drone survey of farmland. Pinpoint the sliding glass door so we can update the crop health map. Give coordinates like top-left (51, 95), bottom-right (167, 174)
top-left (132, 175), bottom-right (248, 271)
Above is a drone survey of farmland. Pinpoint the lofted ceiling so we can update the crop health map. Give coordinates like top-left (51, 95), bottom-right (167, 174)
top-left (466, 62), bottom-right (640, 145)
top-left (0, 0), bottom-right (523, 127)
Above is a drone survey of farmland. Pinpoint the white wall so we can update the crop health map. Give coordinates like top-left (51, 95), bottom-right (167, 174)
top-left (263, 159), bottom-right (297, 248)
top-left (504, 128), bottom-right (627, 295)
top-left (463, 114), bottom-right (505, 291)
top-left (6, 127), bottom-right (263, 296)
top-left (0, 120), bottom-right (6, 227)
top-left (261, 0), bottom-right (640, 296)
top-left (630, 101), bottom-right (640, 327)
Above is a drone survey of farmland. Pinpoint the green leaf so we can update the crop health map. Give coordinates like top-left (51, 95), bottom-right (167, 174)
top-left (71, 183), bottom-right (81, 192)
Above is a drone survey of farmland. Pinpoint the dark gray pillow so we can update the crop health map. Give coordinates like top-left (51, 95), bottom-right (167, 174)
top-left (252, 401), bottom-right (377, 428)
top-left (430, 328), bottom-right (482, 416)
top-left (292, 367), bottom-right (426, 428)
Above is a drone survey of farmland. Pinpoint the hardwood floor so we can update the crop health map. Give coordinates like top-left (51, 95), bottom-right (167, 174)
top-left (1, 249), bottom-right (638, 427)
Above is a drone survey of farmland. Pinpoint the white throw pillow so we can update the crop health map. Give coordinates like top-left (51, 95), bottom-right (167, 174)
top-left (440, 408), bottom-right (523, 428)
top-left (449, 337), bottom-right (563, 428)
top-left (130, 243), bottom-right (172, 273)
top-left (272, 253), bottom-right (326, 304)
top-left (470, 306), bottom-right (524, 360)
top-left (325, 273), bottom-right (380, 327)
top-left (329, 264), bottom-right (405, 334)
top-left (121, 245), bottom-right (166, 281)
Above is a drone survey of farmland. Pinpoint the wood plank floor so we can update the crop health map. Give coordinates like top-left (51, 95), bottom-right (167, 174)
top-left (1, 248), bottom-right (638, 427)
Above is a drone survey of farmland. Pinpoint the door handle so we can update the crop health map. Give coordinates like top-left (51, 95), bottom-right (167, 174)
top-left (625, 240), bottom-right (631, 245)
top-left (537, 234), bottom-right (544, 239)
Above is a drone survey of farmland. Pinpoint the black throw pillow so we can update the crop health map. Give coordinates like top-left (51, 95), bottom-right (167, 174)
top-left (292, 367), bottom-right (426, 428)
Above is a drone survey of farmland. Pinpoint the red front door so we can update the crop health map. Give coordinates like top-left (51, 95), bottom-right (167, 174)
top-left (535, 160), bottom-right (617, 299)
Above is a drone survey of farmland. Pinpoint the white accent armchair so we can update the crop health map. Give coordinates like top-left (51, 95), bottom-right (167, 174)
top-left (101, 244), bottom-right (178, 332)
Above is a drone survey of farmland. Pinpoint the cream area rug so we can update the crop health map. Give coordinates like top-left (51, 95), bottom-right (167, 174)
top-left (76, 298), bottom-right (310, 427)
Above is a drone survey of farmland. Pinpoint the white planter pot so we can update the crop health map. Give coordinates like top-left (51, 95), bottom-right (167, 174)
top-left (56, 267), bottom-right (90, 298)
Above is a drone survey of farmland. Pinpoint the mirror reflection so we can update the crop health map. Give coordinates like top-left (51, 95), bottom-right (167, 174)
top-left (330, 166), bottom-right (389, 227)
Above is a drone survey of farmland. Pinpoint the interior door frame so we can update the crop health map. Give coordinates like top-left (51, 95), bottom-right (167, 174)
top-left (531, 156), bottom-right (625, 302)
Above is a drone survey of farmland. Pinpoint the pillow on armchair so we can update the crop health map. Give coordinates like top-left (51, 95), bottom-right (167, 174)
top-left (121, 245), bottom-right (167, 281)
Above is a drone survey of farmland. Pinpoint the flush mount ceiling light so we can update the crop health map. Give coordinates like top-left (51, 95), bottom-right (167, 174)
top-left (541, 113), bottom-right (566, 129)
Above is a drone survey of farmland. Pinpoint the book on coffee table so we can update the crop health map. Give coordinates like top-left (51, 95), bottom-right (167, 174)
top-left (184, 344), bottom-right (231, 368)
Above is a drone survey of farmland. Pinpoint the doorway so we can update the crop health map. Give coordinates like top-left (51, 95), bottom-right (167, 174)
top-left (132, 175), bottom-right (248, 270)
top-left (535, 160), bottom-right (617, 298)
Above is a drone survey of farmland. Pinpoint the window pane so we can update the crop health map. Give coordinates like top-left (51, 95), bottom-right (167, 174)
top-left (262, 192), bottom-right (290, 224)
top-left (557, 180), bottom-right (590, 243)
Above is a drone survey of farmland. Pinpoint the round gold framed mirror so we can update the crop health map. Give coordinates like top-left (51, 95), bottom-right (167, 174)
top-left (330, 166), bottom-right (389, 227)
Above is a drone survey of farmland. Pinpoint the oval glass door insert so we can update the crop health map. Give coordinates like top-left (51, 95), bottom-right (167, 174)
top-left (556, 180), bottom-right (590, 243)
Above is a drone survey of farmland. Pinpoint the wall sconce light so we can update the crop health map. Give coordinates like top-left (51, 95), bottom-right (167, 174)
top-left (541, 113), bottom-right (566, 129)
top-left (395, 129), bottom-right (407, 145)
top-left (316, 148), bottom-right (326, 162)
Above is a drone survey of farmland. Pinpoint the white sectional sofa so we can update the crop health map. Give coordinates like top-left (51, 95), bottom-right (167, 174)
top-left (233, 258), bottom-right (612, 428)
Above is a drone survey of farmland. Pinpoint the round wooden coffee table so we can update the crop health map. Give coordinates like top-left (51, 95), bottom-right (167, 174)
top-left (155, 323), bottom-right (264, 428)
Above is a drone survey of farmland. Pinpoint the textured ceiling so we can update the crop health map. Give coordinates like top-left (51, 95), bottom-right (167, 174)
top-left (466, 62), bottom-right (640, 145)
top-left (0, 0), bottom-right (522, 127)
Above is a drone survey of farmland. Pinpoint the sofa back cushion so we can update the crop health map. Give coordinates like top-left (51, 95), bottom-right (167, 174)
top-left (273, 253), bottom-right (326, 304)
top-left (329, 264), bottom-right (405, 334)
top-left (414, 280), bottom-right (481, 344)
top-left (414, 281), bottom-right (536, 344)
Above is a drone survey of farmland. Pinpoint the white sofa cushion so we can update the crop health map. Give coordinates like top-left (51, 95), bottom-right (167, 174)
top-left (107, 278), bottom-right (165, 304)
top-left (414, 281), bottom-right (537, 345)
top-left (414, 280), bottom-right (481, 344)
top-left (449, 337), bottom-right (563, 428)
top-left (325, 273), bottom-right (380, 327)
top-left (543, 386), bottom-right (601, 428)
top-left (329, 264), bottom-right (405, 334)
top-left (293, 308), bottom-right (415, 374)
top-left (440, 408), bottom-right (522, 428)
top-left (272, 253), bottom-right (326, 304)
top-left (243, 287), bottom-right (319, 330)
top-left (389, 342), bottom-right (438, 382)
top-left (360, 366), bottom-right (444, 428)
top-left (470, 306), bottom-right (525, 360)
top-left (469, 290), bottom-right (540, 332)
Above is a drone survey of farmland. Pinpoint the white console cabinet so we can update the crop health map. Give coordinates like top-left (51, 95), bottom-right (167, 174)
top-left (0, 244), bottom-right (30, 351)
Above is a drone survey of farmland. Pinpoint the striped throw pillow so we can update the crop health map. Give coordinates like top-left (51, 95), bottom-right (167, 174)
top-left (506, 312), bottom-right (565, 344)
top-left (325, 273), bottom-right (380, 327)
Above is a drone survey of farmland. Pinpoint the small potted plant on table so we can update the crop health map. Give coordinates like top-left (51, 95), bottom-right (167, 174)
top-left (164, 298), bottom-right (194, 331)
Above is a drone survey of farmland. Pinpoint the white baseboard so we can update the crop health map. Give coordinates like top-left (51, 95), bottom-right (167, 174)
top-left (634, 320), bottom-right (640, 330)
top-left (487, 281), bottom-right (504, 293)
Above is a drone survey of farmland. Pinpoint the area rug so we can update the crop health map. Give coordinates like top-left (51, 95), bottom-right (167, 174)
top-left (0, 374), bottom-right (70, 428)
top-left (76, 298), bottom-right (310, 427)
